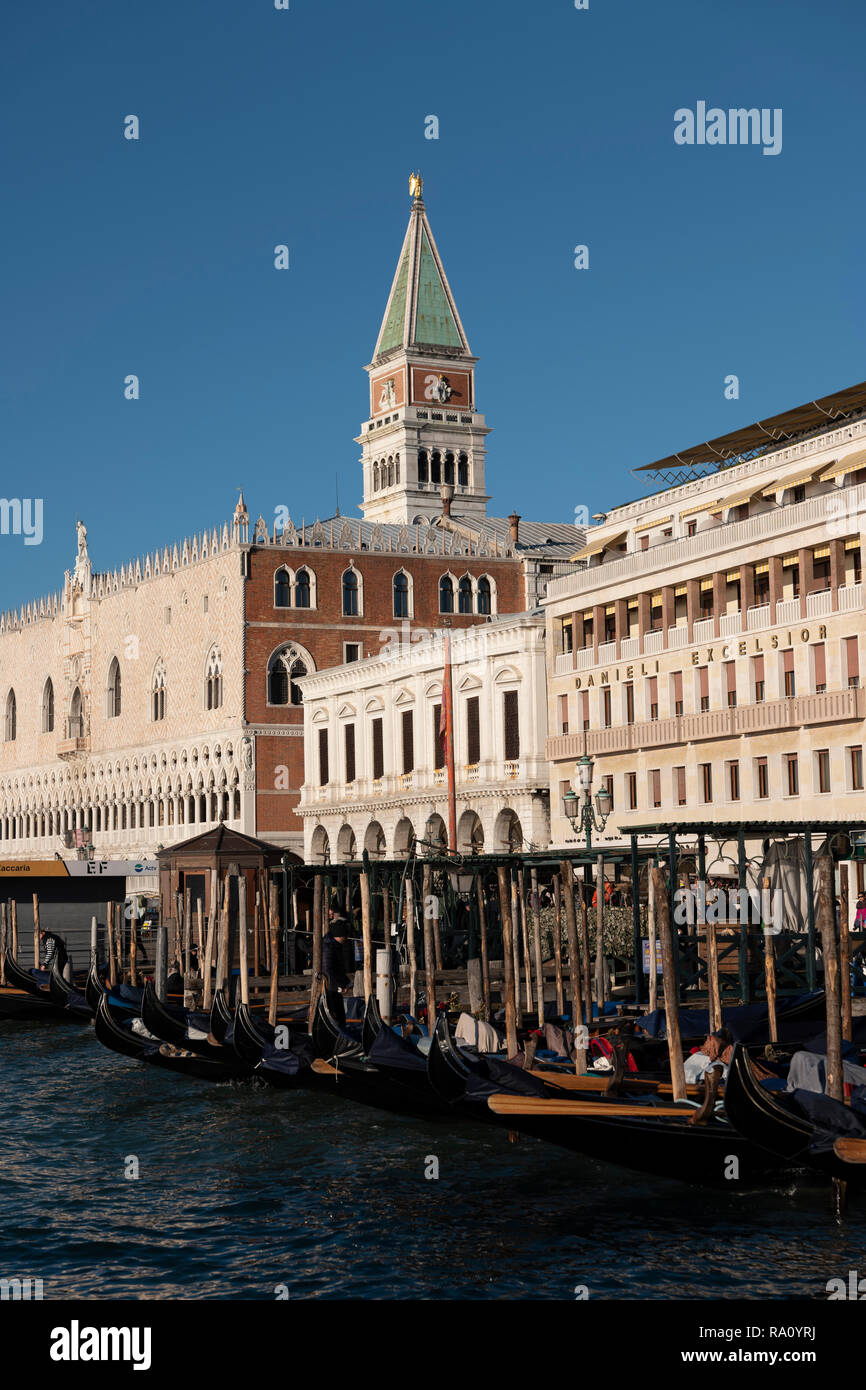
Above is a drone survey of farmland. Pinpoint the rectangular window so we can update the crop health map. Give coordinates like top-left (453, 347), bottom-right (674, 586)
top-left (372, 718), bottom-right (384, 780)
top-left (640, 534), bottom-right (649, 551)
top-left (559, 693), bottom-right (569, 735)
top-left (674, 765), bottom-right (686, 806)
top-left (816, 748), bottom-right (830, 794)
top-left (846, 636), bottom-right (860, 688)
top-left (344, 643), bottom-right (361, 663)
top-left (560, 618), bottom-right (573, 654)
top-left (783, 649), bottom-right (795, 698)
top-left (402, 709), bottom-right (414, 774)
top-left (785, 753), bottom-right (799, 797)
top-left (698, 665), bottom-right (709, 713)
top-left (602, 774), bottom-right (614, 812)
top-left (699, 763), bottom-right (712, 803)
top-left (467, 696), bottom-right (480, 765)
top-left (648, 675), bottom-right (658, 721)
top-left (581, 690), bottom-right (590, 731)
top-left (603, 688), bottom-right (612, 728)
top-left (813, 643), bottom-right (826, 694)
top-left (649, 768), bottom-right (661, 809)
top-left (687, 520), bottom-right (697, 537)
top-left (727, 760), bottom-right (740, 801)
top-left (503, 689), bottom-right (520, 761)
top-left (624, 682), bottom-right (634, 725)
top-left (432, 704), bottom-right (445, 770)
top-left (753, 654), bottom-right (765, 703)
top-left (756, 756), bottom-right (769, 799)
top-left (812, 557), bottom-right (831, 591)
top-left (849, 745), bottom-right (864, 791)
top-left (672, 670), bottom-right (684, 717)
top-left (754, 569), bottom-right (770, 604)
top-left (699, 587), bottom-right (713, 618)
top-left (318, 728), bottom-right (329, 787)
top-left (344, 724), bottom-right (356, 783)
top-left (725, 660), bottom-right (737, 708)
top-left (627, 771), bottom-right (637, 810)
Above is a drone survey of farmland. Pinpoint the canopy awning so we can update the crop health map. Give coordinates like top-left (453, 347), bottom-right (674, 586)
top-left (679, 497), bottom-right (724, 518)
top-left (762, 463), bottom-right (824, 496)
top-left (722, 478), bottom-right (776, 509)
top-left (818, 449), bottom-right (866, 481)
top-left (571, 529), bottom-right (627, 561)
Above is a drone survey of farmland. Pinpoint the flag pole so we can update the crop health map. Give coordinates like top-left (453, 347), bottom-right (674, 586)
top-left (443, 630), bottom-right (457, 852)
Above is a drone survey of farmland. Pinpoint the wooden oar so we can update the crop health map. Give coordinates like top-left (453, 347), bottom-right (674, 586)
top-left (529, 1068), bottom-right (705, 1099)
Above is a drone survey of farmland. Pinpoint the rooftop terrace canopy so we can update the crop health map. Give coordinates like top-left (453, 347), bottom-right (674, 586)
top-left (634, 380), bottom-right (866, 485)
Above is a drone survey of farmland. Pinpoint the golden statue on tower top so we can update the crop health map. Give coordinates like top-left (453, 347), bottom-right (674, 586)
top-left (409, 171), bottom-right (423, 200)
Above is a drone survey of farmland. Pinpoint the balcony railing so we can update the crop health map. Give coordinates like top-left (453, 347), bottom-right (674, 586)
top-left (620, 636), bottom-right (640, 659)
top-left (839, 582), bottom-right (864, 611)
top-left (597, 640), bottom-right (617, 664)
top-left (693, 617), bottom-right (715, 642)
top-left (747, 603), bottom-right (771, 630)
top-left (776, 597), bottom-right (800, 625)
top-left (719, 611), bottom-right (742, 637)
top-left (545, 481), bottom-right (866, 601)
top-left (545, 686), bottom-right (865, 761)
top-left (806, 587), bottom-right (833, 618)
top-left (643, 629), bottom-right (664, 654)
top-left (554, 651), bottom-right (573, 675)
top-left (576, 647), bottom-right (594, 670)
top-left (504, 760), bottom-right (520, 780)
top-left (668, 625), bottom-right (689, 649)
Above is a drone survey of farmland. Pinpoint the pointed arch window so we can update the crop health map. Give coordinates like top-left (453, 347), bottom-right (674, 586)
top-left (152, 660), bottom-right (166, 721)
top-left (107, 658), bottom-right (121, 718)
top-left (206, 647), bottom-right (223, 710)
top-left (342, 568), bottom-right (359, 616)
top-left (42, 678), bottom-right (54, 734)
top-left (444, 452), bottom-right (455, 485)
top-left (439, 575), bottom-right (454, 614)
top-left (395, 454), bottom-right (400, 484)
top-left (458, 575), bottom-right (473, 614)
top-left (477, 575), bottom-right (492, 615)
top-left (430, 451), bottom-right (442, 485)
top-left (274, 566), bottom-right (292, 608)
top-left (69, 686), bottom-right (83, 739)
top-left (458, 453), bottom-right (469, 487)
top-left (418, 450), bottom-right (429, 483)
top-left (372, 462), bottom-right (380, 491)
top-left (5, 689), bottom-right (16, 742)
top-left (290, 659), bottom-right (306, 706)
top-left (294, 567), bottom-right (311, 608)
top-left (267, 646), bottom-right (309, 706)
top-left (393, 569), bottom-right (411, 619)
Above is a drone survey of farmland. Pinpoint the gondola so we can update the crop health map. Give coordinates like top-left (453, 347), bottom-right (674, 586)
top-left (0, 983), bottom-right (71, 1021)
top-left (481, 1057), bottom-right (793, 1183)
top-left (85, 963), bottom-right (106, 1014)
top-left (209, 990), bottom-right (233, 1044)
top-left (3, 949), bottom-right (49, 998)
top-left (140, 980), bottom-right (230, 1059)
top-left (47, 960), bottom-right (92, 1019)
top-left (94, 992), bottom-right (251, 1082)
top-left (723, 1043), bottom-right (866, 1186)
top-left (229, 1002), bottom-right (320, 1088)
top-left (312, 989), bottom-right (364, 1060)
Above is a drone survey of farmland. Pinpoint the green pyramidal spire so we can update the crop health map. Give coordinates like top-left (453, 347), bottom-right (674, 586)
top-left (374, 183), bottom-right (470, 360)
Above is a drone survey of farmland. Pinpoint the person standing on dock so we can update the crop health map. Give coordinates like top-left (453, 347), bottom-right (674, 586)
top-left (323, 907), bottom-right (351, 993)
top-left (39, 928), bottom-right (69, 974)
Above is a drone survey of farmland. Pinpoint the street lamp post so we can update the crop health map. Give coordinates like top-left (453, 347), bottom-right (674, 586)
top-left (562, 749), bottom-right (611, 851)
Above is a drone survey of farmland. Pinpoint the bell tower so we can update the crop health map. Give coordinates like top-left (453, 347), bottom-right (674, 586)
top-left (357, 175), bottom-right (490, 525)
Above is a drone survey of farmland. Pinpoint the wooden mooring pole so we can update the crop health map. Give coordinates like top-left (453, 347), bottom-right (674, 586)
top-left (268, 882), bottom-right (280, 1027)
top-left (476, 874), bottom-right (491, 1022)
top-left (530, 868), bottom-right (545, 1029)
top-left (652, 865), bottom-right (686, 1103)
top-left (0, 903), bottom-right (6, 985)
top-left (238, 876), bottom-right (249, 1007)
top-left (32, 893), bottom-right (41, 974)
top-left (107, 901), bottom-right (116, 987)
top-left (11, 898), bottom-right (18, 961)
top-left (405, 876), bottom-right (418, 1018)
top-left (360, 863), bottom-right (373, 1004)
top-left (422, 862), bottom-right (437, 1029)
top-left (817, 856), bottom-right (844, 1103)
top-left (497, 865), bottom-right (518, 1059)
top-left (840, 861), bottom-right (853, 1044)
top-left (129, 898), bottom-right (138, 987)
top-left (648, 858), bottom-right (659, 1015)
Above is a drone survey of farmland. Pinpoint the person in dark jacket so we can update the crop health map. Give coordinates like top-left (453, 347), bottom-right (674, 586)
top-left (322, 909), bottom-right (351, 991)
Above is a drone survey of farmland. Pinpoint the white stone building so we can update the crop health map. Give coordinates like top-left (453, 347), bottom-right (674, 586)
top-left (296, 612), bottom-right (550, 862)
top-left (544, 382), bottom-right (866, 872)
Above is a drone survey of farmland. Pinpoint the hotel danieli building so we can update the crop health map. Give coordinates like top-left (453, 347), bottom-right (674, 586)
top-left (545, 381), bottom-right (866, 888)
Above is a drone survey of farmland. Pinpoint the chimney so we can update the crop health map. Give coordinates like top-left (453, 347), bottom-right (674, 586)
top-left (440, 483), bottom-right (454, 519)
top-left (508, 512), bottom-right (521, 544)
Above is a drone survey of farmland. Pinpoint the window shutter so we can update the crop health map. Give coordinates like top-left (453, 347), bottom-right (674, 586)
top-left (372, 718), bottom-right (384, 780)
top-left (813, 643), bottom-right (826, 688)
top-left (467, 696), bottom-right (480, 765)
top-left (318, 728), bottom-right (329, 786)
top-left (846, 636), bottom-right (860, 680)
top-left (402, 710), bottom-right (414, 774)
top-left (503, 690), bottom-right (520, 761)
top-left (432, 703), bottom-right (445, 770)
top-left (344, 724), bottom-right (356, 783)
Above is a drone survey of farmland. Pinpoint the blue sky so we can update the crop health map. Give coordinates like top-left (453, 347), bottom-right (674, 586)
top-left (2, 0), bottom-right (864, 609)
